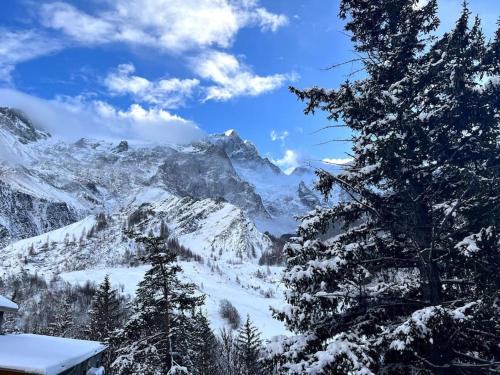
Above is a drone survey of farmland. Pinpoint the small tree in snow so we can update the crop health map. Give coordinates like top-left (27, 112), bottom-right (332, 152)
top-left (87, 275), bottom-right (122, 350)
top-left (47, 295), bottom-right (74, 337)
top-left (236, 316), bottom-right (263, 375)
top-left (219, 299), bottom-right (241, 329)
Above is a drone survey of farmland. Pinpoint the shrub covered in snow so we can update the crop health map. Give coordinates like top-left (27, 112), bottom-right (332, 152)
top-left (219, 299), bottom-right (241, 329)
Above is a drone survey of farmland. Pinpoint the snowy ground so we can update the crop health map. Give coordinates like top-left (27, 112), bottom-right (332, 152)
top-left (61, 261), bottom-right (287, 338)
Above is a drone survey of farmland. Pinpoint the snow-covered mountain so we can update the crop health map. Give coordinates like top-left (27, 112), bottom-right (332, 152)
top-left (0, 192), bottom-right (285, 335)
top-left (0, 107), bottom-right (320, 245)
top-left (0, 107), bottom-right (326, 335)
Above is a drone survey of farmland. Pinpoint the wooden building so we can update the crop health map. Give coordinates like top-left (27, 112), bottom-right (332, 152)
top-left (0, 295), bottom-right (107, 375)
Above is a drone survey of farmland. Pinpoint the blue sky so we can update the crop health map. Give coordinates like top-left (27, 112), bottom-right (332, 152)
top-left (0, 0), bottom-right (498, 172)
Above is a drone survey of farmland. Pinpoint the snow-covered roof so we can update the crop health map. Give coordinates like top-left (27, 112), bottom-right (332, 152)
top-left (0, 295), bottom-right (18, 312)
top-left (0, 334), bottom-right (107, 375)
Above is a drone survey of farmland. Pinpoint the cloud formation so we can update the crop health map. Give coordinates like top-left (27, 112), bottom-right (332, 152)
top-left (1, 0), bottom-right (293, 105)
top-left (104, 63), bottom-right (199, 108)
top-left (193, 51), bottom-right (296, 101)
top-left (40, 0), bottom-right (287, 53)
top-left (0, 88), bottom-right (204, 144)
top-left (0, 29), bottom-right (62, 81)
top-left (273, 149), bottom-right (301, 174)
top-left (322, 157), bottom-right (353, 165)
top-left (270, 129), bottom-right (289, 142)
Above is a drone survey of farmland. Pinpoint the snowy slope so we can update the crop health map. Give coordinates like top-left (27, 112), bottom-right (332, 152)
top-left (0, 193), bottom-right (285, 336)
top-left (60, 262), bottom-right (286, 338)
top-left (0, 192), bottom-right (273, 272)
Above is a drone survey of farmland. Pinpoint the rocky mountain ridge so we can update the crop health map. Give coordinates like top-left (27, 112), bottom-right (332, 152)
top-left (0, 107), bottom-right (321, 247)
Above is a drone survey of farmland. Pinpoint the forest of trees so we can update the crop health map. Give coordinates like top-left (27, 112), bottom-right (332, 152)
top-left (0, 0), bottom-right (498, 374)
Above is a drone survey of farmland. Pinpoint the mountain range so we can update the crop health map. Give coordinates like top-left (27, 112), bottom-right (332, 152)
top-left (0, 107), bottom-right (329, 335)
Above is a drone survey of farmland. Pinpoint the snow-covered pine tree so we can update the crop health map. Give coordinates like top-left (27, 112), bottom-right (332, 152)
top-left (217, 328), bottom-right (241, 375)
top-left (87, 275), bottom-right (122, 342)
top-left (1, 310), bottom-right (20, 334)
top-left (236, 315), bottom-right (263, 375)
top-left (189, 311), bottom-right (219, 375)
top-left (111, 234), bottom-right (204, 374)
top-left (483, 19), bottom-right (500, 111)
top-left (47, 295), bottom-right (74, 337)
top-left (266, 1), bottom-right (500, 374)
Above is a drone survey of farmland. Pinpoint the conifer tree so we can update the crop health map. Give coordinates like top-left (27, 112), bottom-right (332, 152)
top-left (111, 234), bottom-right (204, 374)
top-left (483, 19), bottom-right (500, 116)
top-left (1, 311), bottom-right (20, 334)
top-left (190, 311), bottom-right (219, 375)
top-left (267, 1), bottom-right (499, 374)
top-left (236, 315), bottom-right (263, 375)
top-left (87, 275), bottom-right (121, 342)
top-left (47, 295), bottom-right (74, 337)
top-left (484, 19), bottom-right (500, 76)
top-left (217, 328), bottom-right (241, 375)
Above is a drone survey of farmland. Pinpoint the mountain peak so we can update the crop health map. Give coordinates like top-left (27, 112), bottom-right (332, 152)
top-left (0, 107), bottom-right (50, 144)
top-left (224, 129), bottom-right (239, 137)
top-left (290, 166), bottom-right (312, 176)
top-left (209, 131), bottom-right (282, 175)
top-left (112, 140), bottom-right (129, 153)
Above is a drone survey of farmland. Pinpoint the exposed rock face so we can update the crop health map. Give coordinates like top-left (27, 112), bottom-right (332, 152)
top-left (151, 143), bottom-right (270, 217)
top-left (0, 107), bottom-right (49, 144)
top-left (0, 181), bottom-right (76, 247)
top-left (298, 181), bottom-right (320, 208)
top-left (210, 129), bottom-right (282, 174)
top-left (0, 107), bottom-right (327, 244)
top-left (0, 108), bottom-right (77, 246)
top-left (112, 140), bottom-right (129, 153)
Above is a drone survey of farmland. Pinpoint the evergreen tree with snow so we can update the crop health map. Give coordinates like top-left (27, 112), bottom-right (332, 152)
top-left (87, 275), bottom-right (121, 342)
top-left (217, 328), bottom-right (241, 375)
top-left (483, 19), bottom-right (500, 117)
top-left (47, 295), bottom-right (74, 337)
top-left (267, 1), bottom-right (500, 374)
top-left (1, 311), bottom-right (20, 334)
top-left (190, 311), bottom-right (219, 375)
top-left (236, 315), bottom-right (263, 375)
top-left (111, 234), bottom-right (204, 374)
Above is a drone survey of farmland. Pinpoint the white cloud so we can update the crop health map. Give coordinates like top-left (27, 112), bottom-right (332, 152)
top-left (98, 102), bottom-right (204, 144)
top-left (253, 8), bottom-right (288, 32)
top-left (273, 149), bottom-right (300, 174)
top-left (40, 3), bottom-right (116, 44)
top-left (193, 51), bottom-right (296, 101)
top-left (104, 63), bottom-right (199, 108)
top-left (322, 157), bottom-right (353, 165)
top-left (0, 29), bottom-right (62, 81)
top-left (270, 129), bottom-right (289, 142)
top-left (40, 0), bottom-right (288, 53)
top-left (0, 88), bottom-right (204, 144)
